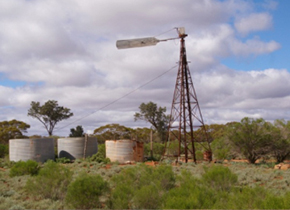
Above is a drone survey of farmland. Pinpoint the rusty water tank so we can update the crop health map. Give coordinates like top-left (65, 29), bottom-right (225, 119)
top-left (57, 137), bottom-right (98, 160)
top-left (9, 138), bottom-right (55, 162)
top-left (105, 140), bottom-right (144, 163)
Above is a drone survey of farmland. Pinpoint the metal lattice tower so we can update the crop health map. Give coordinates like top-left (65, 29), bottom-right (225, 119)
top-left (163, 33), bottom-right (211, 163)
top-left (115, 27), bottom-right (211, 163)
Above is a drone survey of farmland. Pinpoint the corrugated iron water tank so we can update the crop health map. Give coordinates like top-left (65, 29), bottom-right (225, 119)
top-left (57, 137), bottom-right (98, 160)
top-left (105, 140), bottom-right (144, 163)
top-left (9, 138), bottom-right (55, 162)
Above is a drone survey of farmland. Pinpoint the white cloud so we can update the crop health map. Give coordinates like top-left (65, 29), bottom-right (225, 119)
top-left (0, 0), bottom-right (287, 137)
top-left (234, 13), bottom-right (273, 36)
top-left (188, 24), bottom-right (280, 63)
top-left (195, 67), bottom-right (290, 109)
top-left (229, 37), bottom-right (280, 56)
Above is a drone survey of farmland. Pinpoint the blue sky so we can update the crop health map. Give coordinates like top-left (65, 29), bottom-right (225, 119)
top-left (222, 0), bottom-right (290, 71)
top-left (0, 74), bottom-right (25, 88)
top-left (0, 0), bottom-right (289, 136)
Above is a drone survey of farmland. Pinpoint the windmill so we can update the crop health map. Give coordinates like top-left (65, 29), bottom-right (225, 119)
top-left (116, 27), bottom-right (212, 163)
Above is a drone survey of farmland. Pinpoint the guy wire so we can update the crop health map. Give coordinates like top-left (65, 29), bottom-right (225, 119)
top-left (55, 64), bottom-right (178, 131)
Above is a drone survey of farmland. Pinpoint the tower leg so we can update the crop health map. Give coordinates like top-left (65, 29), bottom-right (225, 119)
top-left (163, 36), bottom-right (211, 163)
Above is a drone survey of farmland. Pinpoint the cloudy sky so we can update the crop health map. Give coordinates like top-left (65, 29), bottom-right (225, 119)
top-left (1, 0), bottom-right (289, 137)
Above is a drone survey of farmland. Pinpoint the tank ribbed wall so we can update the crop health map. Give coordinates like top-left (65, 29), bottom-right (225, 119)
top-left (106, 140), bottom-right (144, 163)
top-left (57, 137), bottom-right (98, 160)
top-left (9, 138), bottom-right (55, 162)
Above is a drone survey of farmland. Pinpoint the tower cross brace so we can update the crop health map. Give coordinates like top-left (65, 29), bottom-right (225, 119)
top-left (163, 34), bottom-right (211, 163)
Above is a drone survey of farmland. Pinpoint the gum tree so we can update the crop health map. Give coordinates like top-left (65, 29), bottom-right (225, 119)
top-left (69, 125), bottom-right (85, 137)
top-left (134, 101), bottom-right (169, 143)
top-left (270, 119), bottom-right (290, 163)
top-left (227, 117), bottom-right (271, 164)
top-left (28, 100), bottom-right (73, 136)
top-left (93, 124), bottom-right (133, 144)
top-left (0, 119), bottom-right (30, 144)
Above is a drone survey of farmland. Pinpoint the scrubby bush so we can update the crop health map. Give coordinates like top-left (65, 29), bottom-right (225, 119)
top-left (166, 140), bottom-right (180, 157)
top-left (202, 165), bottom-right (238, 192)
top-left (282, 191), bottom-right (290, 208)
top-left (0, 156), bottom-right (14, 168)
top-left (218, 186), bottom-right (285, 209)
top-left (164, 165), bottom-right (290, 209)
top-left (55, 157), bottom-right (71, 164)
top-left (163, 170), bottom-right (216, 209)
top-left (152, 164), bottom-right (176, 190)
top-left (109, 164), bottom-right (175, 209)
top-left (0, 144), bottom-right (8, 158)
top-left (65, 173), bottom-right (109, 209)
top-left (9, 160), bottom-right (39, 177)
top-left (133, 185), bottom-right (161, 209)
top-left (25, 160), bottom-right (73, 200)
top-left (195, 150), bottom-right (204, 161)
top-left (144, 142), bottom-right (165, 160)
top-left (211, 137), bottom-right (232, 160)
top-left (89, 144), bottom-right (110, 163)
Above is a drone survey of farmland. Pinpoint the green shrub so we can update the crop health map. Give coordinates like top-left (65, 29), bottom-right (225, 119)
top-left (110, 166), bottom-right (143, 209)
top-left (163, 170), bottom-right (216, 209)
top-left (0, 144), bottom-right (8, 158)
top-left (55, 157), bottom-right (71, 164)
top-left (282, 191), bottom-right (290, 208)
top-left (89, 144), bottom-right (110, 163)
top-left (9, 160), bottom-right (39, 177)
top-left (0, 156), bottom-right (15, 168)
top-left (133, 185), bottom-right (161, 209)
top-left (144, 142), bottom-right (165, 160)
top-left (223, 187), bottom-right (278, 209)
top-left (152, 164), bottom-right (176, 190)
top-left (25, 160), bottom-right (73, 200)
top-left (211, 137), bottom-right (232, 160)
top-left (109, 164), bottom-right (175, 209)
top-left (166, 140), bottom-right (180, 157)
top-left (164, 166), bottom-right (239, 209)
top-left (262, 194), bottom-right (285, 209)
top-left (109, 181), bottom-right (133, 209)
top-left (110, 164), bottom-right (175, 209)
top-left (202, 165), bottom-right (238, 191)
top-left (65, 173), bottom-right (109, 209)
top-left (195, 150), bottom-right (204, 161)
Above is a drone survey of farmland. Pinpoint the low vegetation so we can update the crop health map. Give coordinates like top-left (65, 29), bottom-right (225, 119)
top-left (65, 173), bottom-right (109, 209)
top-left (1, 108), bottom-right (290, 209)
top-left (0, 144), bottom-right (8, 158)
top-left (109, 164), bottom-right (175, 209)
top-left (9, 160), bottom-right (39, 177)
top-left (89, 144), bottom-right (110, 164)
top-left (1, 157), bottom-right (290, 209)
top-left (25, 160), bottom-right (73, 201)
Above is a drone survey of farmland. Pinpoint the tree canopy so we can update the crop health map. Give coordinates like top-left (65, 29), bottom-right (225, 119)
top-left (93, 124), bottom-right (133, 143)
top-left (69, 125), bottom-right (85, 137)
top-left (28, 100), bottom-right (73, 136)
top-left (227, 117), bottom-right (272, 163)
top-left (0, 119), bottom-right (30, 144)
top-left (93, 124), bottom-right (159, 144)
top-left (269, 119), bottom-right (290, 163)
top-left (134, 101), bottom-right (169, 142)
